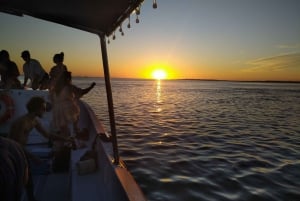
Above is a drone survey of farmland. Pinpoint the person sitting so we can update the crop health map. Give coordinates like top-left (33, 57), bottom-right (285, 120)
top-left (0, 137), bottom-right (28, 201)
top-left (0, 50), bottom-right (22, 89)
top-left (21, 50), bottom-right (49, 90)
top-left (8, 96), bottom-right (70, 201)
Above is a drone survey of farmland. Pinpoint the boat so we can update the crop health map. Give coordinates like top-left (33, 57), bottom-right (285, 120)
top-left (0, 0), bottom-right (156, 200)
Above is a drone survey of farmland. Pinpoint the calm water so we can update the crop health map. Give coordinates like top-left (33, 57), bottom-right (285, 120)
top-left (74, 78), bottom-right (300, 201)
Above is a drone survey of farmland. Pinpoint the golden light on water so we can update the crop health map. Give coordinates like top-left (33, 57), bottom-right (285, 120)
top-left (152, 69), bottom-right (167, 80)
top-left (156, 80), bottom-right (162, 112)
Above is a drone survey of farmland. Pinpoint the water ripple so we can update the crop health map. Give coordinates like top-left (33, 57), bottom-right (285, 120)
top-left (78, 79), bottom-right (300, 201)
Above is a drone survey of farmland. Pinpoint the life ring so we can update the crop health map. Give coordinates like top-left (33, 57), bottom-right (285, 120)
top-left (0, 94), bottom-right (15, 124)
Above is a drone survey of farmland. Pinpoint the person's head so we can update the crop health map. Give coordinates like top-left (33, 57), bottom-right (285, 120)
top-left (53, 52), bottom-right (64, 64)
top-left (21, 50), bottom-right (30, 61)
top-left (0, 50), bottom-right (10, 61)
top-left (26, 96), bottom-right (46, 117)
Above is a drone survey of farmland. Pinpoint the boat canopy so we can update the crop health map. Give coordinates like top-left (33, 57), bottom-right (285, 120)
top-left (0, 0), bottom-right (145, 36)
top-left (0, 0), bottom-right (156, 165)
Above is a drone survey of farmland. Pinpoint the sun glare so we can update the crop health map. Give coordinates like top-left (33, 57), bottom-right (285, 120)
top-left (152, 69), bottom-right (167, 80)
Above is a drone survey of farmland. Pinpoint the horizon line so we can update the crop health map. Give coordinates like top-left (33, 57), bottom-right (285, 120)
top-left (72, 76), bottom-right (300, 83)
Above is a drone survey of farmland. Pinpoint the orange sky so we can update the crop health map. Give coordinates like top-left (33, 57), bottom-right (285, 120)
top-left (1, 0), bottom-right (300, 81)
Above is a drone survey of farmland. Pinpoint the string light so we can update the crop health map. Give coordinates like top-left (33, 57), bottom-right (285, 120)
top-left (127, 16), bottom-right (131, 28)
top-left (112, 32), bottom-right (116, 40)
top-left (135, 4), bottom-right (140, 23)
top-left (108, 2), bottom-right (158, 43)
top-left (119, 24), bottom-right (124, 36)
top-left (136, 5), bottom-right (141, 15)
top-left (153, 0), bottom-right (157, 9)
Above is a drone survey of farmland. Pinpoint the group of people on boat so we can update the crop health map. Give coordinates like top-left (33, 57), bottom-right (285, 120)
top-left (0, 49), bottom-right (95, 91)
top-left (0, 49), bottom-right (96, 201)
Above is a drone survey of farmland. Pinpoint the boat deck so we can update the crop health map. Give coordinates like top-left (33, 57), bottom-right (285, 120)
top-left (21, 100), bottom-right (117, 201)
top-left (21, 142), bottom-right (70, 201)
top-left (33, 173), bottom-right (69, 201)
top-left (22, 143), bottom-right (119, 201)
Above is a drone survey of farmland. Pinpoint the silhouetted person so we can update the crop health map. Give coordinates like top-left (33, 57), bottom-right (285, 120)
top-left (52, 71), bottom-right (80, 136)
top-left (49, 52), bottom-right (67, 94)
top-left (21, 50), bottom-right (49, 90)
top-left (8, 96), bottom-right (70, 201)
top-left (0, 50), bottom-right (22, 89)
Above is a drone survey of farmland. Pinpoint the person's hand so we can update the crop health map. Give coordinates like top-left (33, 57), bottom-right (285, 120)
top-left (67, 136), bottom-right (75, 143)
top-left (91, 82), bottom-right (96, 88)
top-left (62, 136), bottom-right (73, 148)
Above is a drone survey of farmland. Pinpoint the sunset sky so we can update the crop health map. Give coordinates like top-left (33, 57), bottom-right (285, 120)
top-left (0, 0), bottom-right (300, 81)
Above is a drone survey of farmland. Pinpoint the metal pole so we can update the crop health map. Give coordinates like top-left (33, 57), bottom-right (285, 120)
top-left (99, 33), bottom-right (119, 164)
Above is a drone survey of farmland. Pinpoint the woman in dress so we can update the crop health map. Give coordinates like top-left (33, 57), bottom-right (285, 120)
top-left (52, 71), bottom-right (80, 137)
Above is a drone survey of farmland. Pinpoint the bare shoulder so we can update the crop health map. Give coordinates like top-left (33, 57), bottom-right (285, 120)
top-left (9, 115), bottom-right (37, 142)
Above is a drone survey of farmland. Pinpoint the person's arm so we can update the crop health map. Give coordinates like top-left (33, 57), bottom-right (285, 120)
top-left (35, 121), bottom-right (71, 141)
top-left (73, 82), bottom-right (96, 98)
top-left (34, 121), bottom-right (50, 138)
top-left (33, 60), bottom-right (45, 80)
top-left (82, 82), bottom-right (96, 95)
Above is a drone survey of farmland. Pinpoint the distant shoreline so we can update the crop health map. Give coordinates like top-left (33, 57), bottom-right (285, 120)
top-left (175, 79), bottom-right (300, 83)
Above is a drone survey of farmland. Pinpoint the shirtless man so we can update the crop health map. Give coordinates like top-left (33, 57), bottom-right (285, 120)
top-left (8, 96), bottom-right (70, 201)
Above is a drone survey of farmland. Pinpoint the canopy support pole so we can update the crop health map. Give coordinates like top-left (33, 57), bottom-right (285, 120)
top-left (99, 33), bottom-right (119, 165)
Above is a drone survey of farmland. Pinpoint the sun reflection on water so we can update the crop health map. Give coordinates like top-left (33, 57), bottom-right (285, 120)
top-left (156, 80), bottom-right (162, 112)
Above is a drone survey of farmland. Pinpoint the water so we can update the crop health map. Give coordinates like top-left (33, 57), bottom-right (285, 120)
top-left (74, 78), bottom-right (300, 201)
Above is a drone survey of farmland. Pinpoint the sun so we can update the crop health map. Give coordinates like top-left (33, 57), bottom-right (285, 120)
top-left (152, 69), bottom-right (167, 80)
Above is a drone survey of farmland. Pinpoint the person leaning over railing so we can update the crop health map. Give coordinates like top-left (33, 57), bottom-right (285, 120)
top-left (21, 50), bottom-right (49, 90)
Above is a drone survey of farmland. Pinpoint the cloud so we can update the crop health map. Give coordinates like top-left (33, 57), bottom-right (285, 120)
top-left (245, 53), bottom-right (300, 72)
top-left (277, 44), bottom-right (300, 49)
